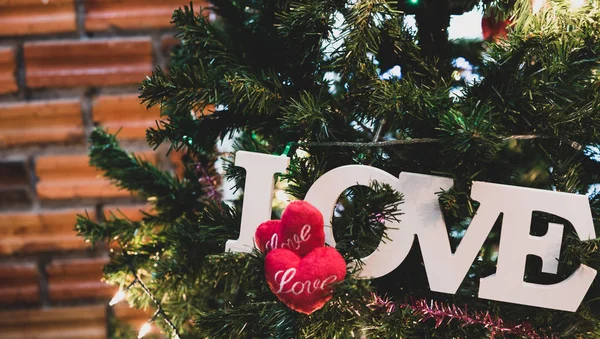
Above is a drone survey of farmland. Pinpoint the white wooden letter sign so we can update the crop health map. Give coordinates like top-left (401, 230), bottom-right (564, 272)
top-left (226, 151), bottom-right (598, 312)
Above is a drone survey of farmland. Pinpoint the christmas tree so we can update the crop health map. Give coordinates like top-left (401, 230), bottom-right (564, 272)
top-left (76, 0), bottom-right (600, 337)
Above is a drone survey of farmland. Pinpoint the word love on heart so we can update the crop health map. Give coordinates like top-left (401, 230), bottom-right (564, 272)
top-left (273, 267), bottom-right (338, 295)
top-left (264, 224), bottom-right (311, 252)
top-left (227, 151), bottom-right (598, 313)
top-left (255, 200), bottom-right (325, 256)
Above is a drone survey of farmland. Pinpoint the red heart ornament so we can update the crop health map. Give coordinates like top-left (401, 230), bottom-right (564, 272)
top-left (265, 247), bottom-right (346, 315)
top-left (255, 201), bottom-right (325, 256)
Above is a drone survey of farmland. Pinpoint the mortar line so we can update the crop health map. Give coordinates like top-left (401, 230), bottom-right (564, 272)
top-left (74, 0), bottom-right (88, 38)
top-left (14, 41), bottom-right (28, 100)
top-left (37, 255), bottom-right (51, 308)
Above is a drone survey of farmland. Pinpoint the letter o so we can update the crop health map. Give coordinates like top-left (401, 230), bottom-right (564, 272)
top-left (304, 165), bottom-right (414, 279)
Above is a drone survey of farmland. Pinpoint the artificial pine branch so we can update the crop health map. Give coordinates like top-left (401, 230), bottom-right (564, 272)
top-left (89, 128), bottom-right (205, 221)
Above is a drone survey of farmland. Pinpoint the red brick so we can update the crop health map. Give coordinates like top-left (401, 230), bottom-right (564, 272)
top-left (0, 262), bottom-right (40, 305)
top-left (36, 155), bottom-right (122, 200)
top-left (85, 0), bottom-right (207, 31)
top-left (35, 152), bottom-right (157, 200)
top-left (0, 99), bottom-right (83, 147)
top-left (47, 257), bottom-right (115, 302)
top-left (0, 208), bottom-right (96, 255)
top-left (0, 0), bottom-right (76, 36)
top-left (92, 94), bottom-right (160, 140)
top-left (0, 305), bottom-right (107, 339)
top-left (24, 38), bottom-right (153, 89)
top-left (0, 47), bottom-right (17, 94)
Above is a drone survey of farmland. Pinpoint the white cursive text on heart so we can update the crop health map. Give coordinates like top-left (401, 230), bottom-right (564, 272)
top-left (273, 267), bottom-right (338, 295)
top-left (265, 224), bottom-right (312, 251)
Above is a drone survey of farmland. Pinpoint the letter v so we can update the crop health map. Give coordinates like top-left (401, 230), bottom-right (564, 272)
top-left (396, 173), bottom-right (496, 294)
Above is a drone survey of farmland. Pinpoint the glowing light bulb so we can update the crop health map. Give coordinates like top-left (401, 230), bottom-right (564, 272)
top-left (138, 323), bottom-right (153, 338)
top-left (109, 289), bottom-right (126, 306)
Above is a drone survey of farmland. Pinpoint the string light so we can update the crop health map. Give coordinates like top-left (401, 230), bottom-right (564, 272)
top-left (138, 310), bottom-right (160, 338)
top-left (138, 322), bottom-right (153, 339)
top-left (281, 142), bottom-right (293, 157)
top-left (109, 289), bottom-right (127, 306)
top-left (109, 280), bottom-right (137, 306)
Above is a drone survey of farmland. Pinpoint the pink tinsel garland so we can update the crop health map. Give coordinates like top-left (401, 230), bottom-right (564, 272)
top-left (368, 293), bottom-right (554, 339)
top-left (195, 163), bottom-right (222, 201)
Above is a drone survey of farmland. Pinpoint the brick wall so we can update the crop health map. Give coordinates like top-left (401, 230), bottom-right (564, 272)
top-left (0, 1), bottom-right (205, 337)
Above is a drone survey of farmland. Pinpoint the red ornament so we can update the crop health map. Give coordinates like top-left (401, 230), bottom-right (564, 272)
top-left (265, 247), bottom-right (347, 314)
top-left (481, 15), bottom-right (511, 41)
top-left (255, 200), bottom-right (325, 256)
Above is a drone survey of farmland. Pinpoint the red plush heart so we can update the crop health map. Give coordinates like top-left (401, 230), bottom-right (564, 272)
top-left (265, 247), bottom-right (346, 314)
top-left (255, 201), bottom-right (325, 256)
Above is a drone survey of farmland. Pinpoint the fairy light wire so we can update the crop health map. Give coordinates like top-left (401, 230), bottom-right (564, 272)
top-left (128, 264), bottom-right (183, 339)
top-left (107, 257), bottom-right (182, 338)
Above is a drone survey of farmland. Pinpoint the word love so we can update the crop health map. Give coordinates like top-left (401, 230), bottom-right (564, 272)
top-left (227, 151), bottom-right (598, 312)
top-left (265, 224), bottom-right (311, 251)
top-left (274, 268), bottom-right (337, 295)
